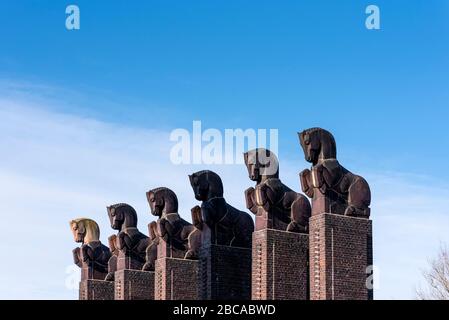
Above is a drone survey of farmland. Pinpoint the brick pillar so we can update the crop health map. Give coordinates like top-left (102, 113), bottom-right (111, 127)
top-left (252, 229), bottom-right (309, 300)
top-left (199, 244), bottom-right (252, 300)
top-left (80, 264), bottom-right (107, 282)
top-left (114, 269), bottom-right (155, 300)
top-left (78, 260), bottom-right (112, 300)
top-left (309, 213), bottom-right (373, 300)
top-left (155, 258), bottom-right (199, 300)
top-left (154, 238), bottom-right (200, 300)
top-left (79, 279), bottom-right (114, 300)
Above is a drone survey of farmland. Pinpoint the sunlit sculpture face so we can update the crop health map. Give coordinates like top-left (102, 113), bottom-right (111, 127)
top-left (300, 131), bottom-right (320, 164)
top-left (71, 221), bottom-right (85, 243)
top-left (244, 151), bottom-right (260, 182)
top-left (244, 149), bottom-right (278, 181)
top-left (147, 191), bottom-right (163, 217)
top-left (107, 206), bottom-right (124, 230)
top-left (70, 218), bottom-right (100, 244)
top-left (189, 173), bottom-right (209, 201)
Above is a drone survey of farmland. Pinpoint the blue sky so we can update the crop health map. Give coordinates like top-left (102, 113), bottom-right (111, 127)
top-left (0, 1), bottom-right (449, 299)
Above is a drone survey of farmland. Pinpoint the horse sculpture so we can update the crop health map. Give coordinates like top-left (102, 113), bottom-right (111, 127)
top-left (104, 203), bottom-right (151, 280)
top-left (244, 148), bottom-right (311, 233)
top-left (144, 187), bottom-right (202, 262)
top-left (299, 127), bottom-right (371, 218)
top-left (70, 218), bottom-right (111, 280)
top-left (189, 170), bottom-right (254, 248)
top-left (141, 221), bottom-right (159, 271)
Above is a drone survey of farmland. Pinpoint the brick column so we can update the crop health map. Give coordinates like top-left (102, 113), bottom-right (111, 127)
top-left (114, 269), bottom-right (155, 300)
top-left (252, 229), bottom-right (309, 300)
top-left (199, 244), bottom-right (252, 300)
top-left (154, 238), bottom-right (200, 300)
top-left (78, 260), bottom-right (112, 300)
top-left (309, 213), bottom-right (373, 300)
top-left (155, 257), bottom-right (199, 300)
top-left (79, 279), bottom-right (114, 300)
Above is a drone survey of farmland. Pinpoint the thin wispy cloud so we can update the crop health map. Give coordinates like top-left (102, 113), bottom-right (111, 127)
top-left (0, 92), bottom-right (448, 299)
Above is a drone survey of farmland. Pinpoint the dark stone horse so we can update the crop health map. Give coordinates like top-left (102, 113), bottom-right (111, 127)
top-left (105, 203), bottom-right (150, 280)
top-left (143, 187), bottom-right (202, 268)
top-left (244, 148), bottom-right (311, 233)
top-left (299, 128), bottom-right (371, 218)
top-left (189, 170), bottom-right (254, 248)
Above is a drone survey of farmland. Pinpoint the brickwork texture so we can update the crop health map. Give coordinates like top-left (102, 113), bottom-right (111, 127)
top-left (199, 244), bottom-right (252, 300)
top-left (155, 257), bottom-right (199, 300)
top-left (79, 279), bottom-right (114, 300)
top-left (114, 269), bottom-right (155, 300)
top-left (252, 229), bottom-right (309, 300)
top-left (309, 213), bottom-right (373, 300)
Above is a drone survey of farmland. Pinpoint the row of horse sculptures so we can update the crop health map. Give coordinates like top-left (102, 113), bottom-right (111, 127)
top-left (70, 128), bottom-right (372, 281)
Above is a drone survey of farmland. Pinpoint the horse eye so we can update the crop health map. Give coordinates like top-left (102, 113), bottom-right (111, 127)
top-left (151, 198), bottom-right (155, 202)
top-left (305, 139), bottom-right (310, 145)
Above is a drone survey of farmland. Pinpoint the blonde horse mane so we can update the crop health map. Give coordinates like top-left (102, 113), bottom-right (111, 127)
top-left (70, 218), bottom-right (100, 244)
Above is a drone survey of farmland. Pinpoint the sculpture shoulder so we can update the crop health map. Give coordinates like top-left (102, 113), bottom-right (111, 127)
top-left (100, 243), bottom-right (110, 253)
top-left (202, 197), bottom-right (226, 212)
top-left (123, 227), bottom-right (148, 241)
top-left (320, 159), bottom-right (348, 180)
top-left (226, 203), bottom-right (252, 220)
top-left (85, 240), bottom-right (101, 250)
top-left (319, 159), bottom-right (341, 171)
top-left (263, 178), bottom-right (287, 192)
top-left (163, 213), bottom-right (182, 224)
top-left (263, 178), bottom-right (292, 201)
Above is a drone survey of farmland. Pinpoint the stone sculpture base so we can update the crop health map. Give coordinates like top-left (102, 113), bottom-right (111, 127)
top-left (79, 279), bottom-right (114, 300)
top-left (114, 269), bottom-right (154, 300)
top-left (309, 213), bottom-right (373, 300)
top-left (199, 244), bottom-right (252, 300)
top-left (155, 257), bottom-right (199, 300)
top-left (252, 229), bottom-right (309, 300)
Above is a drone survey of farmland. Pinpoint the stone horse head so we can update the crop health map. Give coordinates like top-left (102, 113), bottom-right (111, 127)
top-left (189, 170), bottom-right (224, 224)
top-left (146, 186), bottom-right (203, 260)
top-left (70, 218), bottom-right (100, 245)
top-left (146, 187), bottom-right (178, 218)
top-left (189, 170), bottom-right (224, 201)
top-left (189, 170), bottom-right (254, 248)
top-left (107, 203), bottom-right (138, 231)
top-left (299, 127), bottom-right (336, 165)
top-left (70, 218), bottom-right (111, 279)
top-left (243, 148), bottom-right (279, 183)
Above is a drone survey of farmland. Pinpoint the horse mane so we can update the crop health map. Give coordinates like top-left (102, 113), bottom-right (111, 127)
top-left (70, 218), bottom-right (100, 243)
top-left (148, 187), bottom-right (179, 212)
top-left (303, 127), bottom-right (337, 160)
top-left (194, 170), bottom-right (224, 198)
top-left (110, 203), bottom-right (138, 227)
